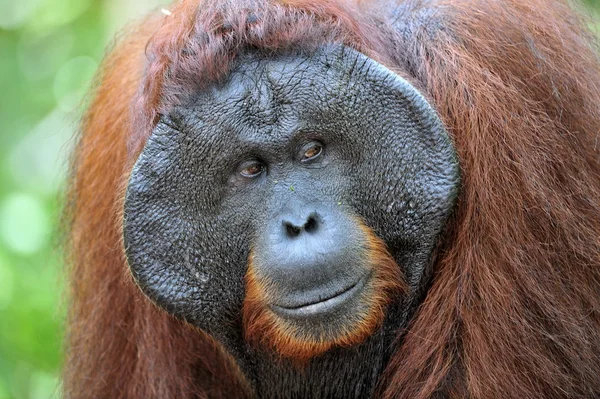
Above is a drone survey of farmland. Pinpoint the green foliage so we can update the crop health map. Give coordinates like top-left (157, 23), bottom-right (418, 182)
top-left (0, 1), bottom-right (167, 397)
top-left (0, 0), bottom-right (596, 398)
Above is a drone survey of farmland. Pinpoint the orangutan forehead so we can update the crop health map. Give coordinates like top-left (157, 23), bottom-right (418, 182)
top-left (165, 45), bottom-right (433, 154)
top-left (181, 46), bottom-right (384, 110)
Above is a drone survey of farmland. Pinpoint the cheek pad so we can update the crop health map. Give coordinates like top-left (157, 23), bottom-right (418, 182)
top-left (123, 122), bottom-right (249, 334)
top-left (329, 50), bottom-right (460, 289)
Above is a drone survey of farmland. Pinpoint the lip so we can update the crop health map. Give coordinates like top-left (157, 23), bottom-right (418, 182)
top-left (270, 275), bottom-right (368, 317)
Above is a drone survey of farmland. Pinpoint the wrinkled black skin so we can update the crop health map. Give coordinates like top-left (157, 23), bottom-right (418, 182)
top-left (124, 45), bottom-right (459, 397)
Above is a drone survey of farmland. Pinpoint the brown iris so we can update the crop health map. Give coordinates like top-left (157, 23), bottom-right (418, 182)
top-left (301, 143), bottom-right (323, 162)
top-left (240, 162), bottom-right (265, 178)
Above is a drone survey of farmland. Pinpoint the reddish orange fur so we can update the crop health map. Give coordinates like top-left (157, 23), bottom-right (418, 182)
top-left (242, 222), bottom-right (405, 361)
top-left (65, 0), bottom-right (600, 398)
top-left (63, 14), bottom-right (251, 399)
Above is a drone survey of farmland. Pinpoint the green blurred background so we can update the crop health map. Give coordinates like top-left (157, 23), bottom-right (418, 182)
top-left (0, 0), bottom-right (170, 397)
top-left (0, 0), bottom-right (598, 398)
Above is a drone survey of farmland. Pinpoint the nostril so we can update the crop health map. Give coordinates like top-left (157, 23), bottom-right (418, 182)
top-left (304, 215), bottom-right (318, 233)
top-left (282, 213), bottom-right (320, 238)
top-left (284, 222), bottom-right (301, 238)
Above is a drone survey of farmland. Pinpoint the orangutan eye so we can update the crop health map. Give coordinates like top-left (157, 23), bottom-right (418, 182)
top-left (301, 143), bottom-right (323, 162)
top-left (239, 161), bottom-right (265, 178)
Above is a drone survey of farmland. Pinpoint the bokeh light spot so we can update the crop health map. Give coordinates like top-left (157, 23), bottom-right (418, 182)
top-left (18, 28), bottom-right (75, 82)
top-left (53, 56), bottom-right (98, 112)
top-left (0, 193), bottom-right (50, 256)
top-left (29, 0), bottom-right (93, 31)
top-left (9, 108), bottom-right (75, 195)
top-left (0, 0), bottom-right (43, 30)
top-left (29, 371), bottom-right (59, 399)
